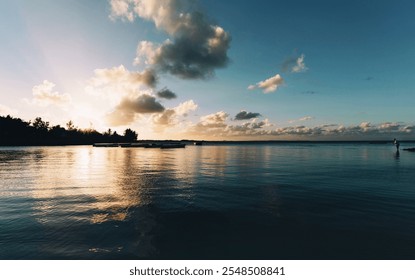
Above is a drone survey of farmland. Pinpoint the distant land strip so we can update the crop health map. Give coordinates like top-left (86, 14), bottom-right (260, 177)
top-left (1, 115), bottom-right (414, 146)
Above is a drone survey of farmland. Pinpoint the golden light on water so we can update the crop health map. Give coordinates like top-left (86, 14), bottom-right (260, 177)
top-left (26, 146), bottom-right (214, 225)
top-left (5, 145), bottom-right (293, 226)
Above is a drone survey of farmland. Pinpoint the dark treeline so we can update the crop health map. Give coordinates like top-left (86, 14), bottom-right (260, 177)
top-left (0, 115), bottom-right (138, 146)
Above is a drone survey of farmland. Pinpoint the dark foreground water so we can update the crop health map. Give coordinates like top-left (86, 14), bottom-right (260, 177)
top-left (1, 143), bottom-right (415, 259)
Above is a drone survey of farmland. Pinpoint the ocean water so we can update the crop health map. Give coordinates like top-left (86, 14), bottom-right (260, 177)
top-left (0, 143), bottom-right (415, 259)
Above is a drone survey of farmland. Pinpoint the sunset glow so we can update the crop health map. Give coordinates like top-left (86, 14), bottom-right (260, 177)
top-left (1, 0), bottom-right (414, 140)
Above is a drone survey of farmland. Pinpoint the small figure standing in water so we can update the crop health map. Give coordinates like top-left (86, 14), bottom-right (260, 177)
top-left (393, 138), bottom-right (400, 151)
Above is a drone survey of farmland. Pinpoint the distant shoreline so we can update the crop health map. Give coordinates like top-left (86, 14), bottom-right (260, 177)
top-left (2, 115), bottom-right (414, 147)
top-left (1, 140), bottom-right (415, 147)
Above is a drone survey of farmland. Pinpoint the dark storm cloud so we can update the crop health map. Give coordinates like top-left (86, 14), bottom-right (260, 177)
top-left (117, 94), bottom-right (165, 114)
top-left (234, 111), bottom-right (262, 120)
top-left (106, 94), bottom-right (165, 126)
top-left (156, 88), bottom-right (177, 99)
top-left (131, 0), bottom-right (231, 80)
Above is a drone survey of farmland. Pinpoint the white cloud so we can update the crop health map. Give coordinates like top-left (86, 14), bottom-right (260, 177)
top-left (109, 0), bottom-right (135, 22)
top-left (27, 80), bottom-right (71, 107)
top-left (299, 116), bottom-right (313, 121)
top-left (269, 122), bottom-right (415, 138)
top-left (282, 53), bottom-right (308, 73)
top-left (292, 54), bottom-right (307, 73)
top-left (134, 41), bottom-right (159, 66)
top-left (131, 0), bottom-right (185, 35)
top-left (85, 65), bottom-right (157, 109)
top-left (175, 100), bottom-right (198, 116)
top-left (225, 119), bottom-right (272, 136)
top-left (88, 65), bottom-right (156, 89)
top-left (185, 112), bottom-right (272, 138)
top-left (183, 115), bottom-right (415, 140)
top-left (152, 99), bottom-right (198, 129)
top-left (199, 111), bottom-right (229, 127)
top-left (288, 116), bottom-right (314, 124)
top-left (248, 74), bottom-right (284, 93)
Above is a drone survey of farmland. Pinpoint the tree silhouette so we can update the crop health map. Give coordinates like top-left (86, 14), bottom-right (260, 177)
top-left (66, 120), bottom-right (76, 131)
top-left (124, 128), bottom-right (138, 142)
top-left (0, 114), bottom-right (139, 146)
top-left (32, 117), bottom-right (49, 131)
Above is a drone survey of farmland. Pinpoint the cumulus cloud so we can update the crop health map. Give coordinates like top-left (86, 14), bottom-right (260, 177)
top-left (152, 99), bottom-right (198, 128)
top-left (185, 111), bottom-right (229, 136)
top-left (88, 65), bottom-right (157, 89)
top-left (269, 122), bottom-right (415, 138)
top-left (175, 99), bottom-right (198, 116)
top-left (106, 94), bottom-right (165, 126)
top-left (199, 111), bottom-right (229, 127)
top-left (28, 80), bottom-right (71, 107)
top-left (85, 65), bottom-right (158, 110)
top-left (282, 54), bottom-right (308, 73)
top-left (273, 125), bottom-right (318, 136)
top-left (234, 110), bottom-right (262, 120)
top-left (186, 112), bottom-right (273, 138)
top-left (109, 0), bottom-right (135, 21)
top-left (184, 111), bottom-right (227, 138)
top-left (153, 109), bottom-right (176, 126)
top-left (111, 0), bottom-right (231, 79)
top-left (248, 74), bottom-right (284, 93)
top-left (156, 88), bottom-right (177, 99)
top-left (183, 115), bottom-right (415, 139)
top-left (226, 119), bottom-right (271, 135)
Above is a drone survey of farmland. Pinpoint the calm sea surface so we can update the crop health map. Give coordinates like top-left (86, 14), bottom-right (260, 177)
top-left (1, 143), bottom-right (415, 259)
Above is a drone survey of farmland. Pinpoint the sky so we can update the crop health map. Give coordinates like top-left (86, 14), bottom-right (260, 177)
top-left (1, 0), bottom-right (414, 140)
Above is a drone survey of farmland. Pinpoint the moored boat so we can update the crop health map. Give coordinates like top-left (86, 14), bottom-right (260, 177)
top-left (131, 143), bottom-right (150, 147)
top-left (93, 143), bottom-right (119, 147)
top-left (121, 143), bottom-right (149, 148)
top-left (160, 143), bottom-right (186, 149)
top-left (144, 143), bottom-right (163, 148)
top-left (119, 143), bottom-right (131, 148)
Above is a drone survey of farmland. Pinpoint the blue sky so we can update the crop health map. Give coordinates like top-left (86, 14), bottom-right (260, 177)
top-left (1, 0), bottom-right (414, 140)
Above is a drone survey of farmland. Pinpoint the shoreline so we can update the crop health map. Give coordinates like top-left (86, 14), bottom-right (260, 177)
top-left (1, 140), bottom-right (415, 147)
